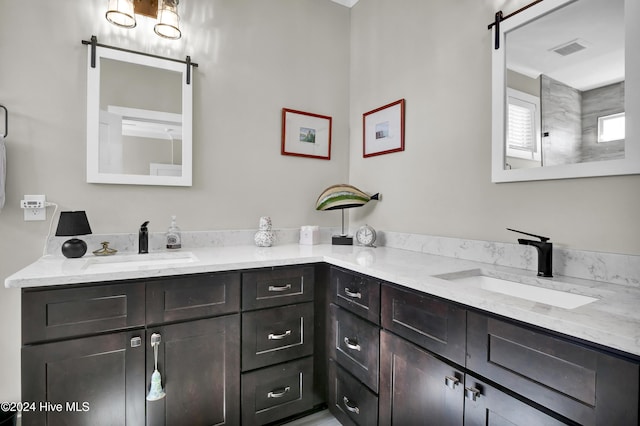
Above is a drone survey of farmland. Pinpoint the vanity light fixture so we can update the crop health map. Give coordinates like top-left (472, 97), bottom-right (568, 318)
top-left (106, 0), bottom-right (182, 40)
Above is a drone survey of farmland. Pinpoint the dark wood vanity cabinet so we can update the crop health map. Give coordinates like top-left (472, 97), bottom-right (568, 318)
top-left (21, 272), bottom-right (242, 426)
top-left (378, 282), bottom-right (639, 426)
top-left (21, 265), bottom-right (323, 426)
top-left (327, 267), bottom-right (381, 426)
top-left (240, 266), bottom-right (317, 426)
top-left (467, 311), bottom-right (640, 426)
top-left (379, 330), bottom-right (565, 426)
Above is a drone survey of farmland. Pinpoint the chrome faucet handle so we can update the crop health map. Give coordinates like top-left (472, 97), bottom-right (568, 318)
top-left (506, 228), bottom-right (550, 243)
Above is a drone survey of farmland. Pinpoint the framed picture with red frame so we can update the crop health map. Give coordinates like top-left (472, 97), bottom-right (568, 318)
top-left (363, 99), bottom-right (405, 157)
top-left (281, 108), bottom-right (332, 160)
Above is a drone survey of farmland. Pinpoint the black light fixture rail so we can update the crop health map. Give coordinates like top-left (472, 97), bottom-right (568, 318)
top-left (488, 0), bottom-right (545, 50)
top-left (81, 35), bottom-right (198, 84)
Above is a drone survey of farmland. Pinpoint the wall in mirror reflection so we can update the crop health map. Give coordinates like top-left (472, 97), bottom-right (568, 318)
top-left (99, 58), bottom-right (183, 177)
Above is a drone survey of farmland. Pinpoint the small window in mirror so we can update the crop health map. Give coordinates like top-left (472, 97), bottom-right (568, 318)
top-left (598, 112), bottom-right (625, 143)
top-left (506, 88), bottom-right (541, 161)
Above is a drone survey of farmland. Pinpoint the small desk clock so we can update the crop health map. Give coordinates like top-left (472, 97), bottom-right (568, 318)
top-left (355, 224), bottom-right (377, 247)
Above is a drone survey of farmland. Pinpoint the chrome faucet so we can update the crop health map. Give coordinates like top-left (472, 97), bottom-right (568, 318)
top-left (507, 228), bottom-right (553, 277)
top-left (139, 221), bottom-right (149, 254)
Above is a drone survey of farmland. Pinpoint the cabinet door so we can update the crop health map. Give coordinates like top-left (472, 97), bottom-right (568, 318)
top-left (381, 284), bottom-right (466, 366)
top-left (464, 375), bottom-right (568, 426)
top-left (22, 330), bottom-right (146, 426)
top-left (149, 314), bottom-right (240, 426)
top-left (379, 330), bottom-right (464, 426)
top-left (467, 311), bottom-right (639, 426)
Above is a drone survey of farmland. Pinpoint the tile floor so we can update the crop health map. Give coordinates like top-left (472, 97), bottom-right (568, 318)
top-left (281, 409), bottom-right (341, 426)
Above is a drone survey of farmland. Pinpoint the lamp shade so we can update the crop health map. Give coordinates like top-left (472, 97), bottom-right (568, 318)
top-left (55, 211), bottom-right (92, 259)
top-left (315, 184), bottom-right (379, 211)
top-left (106, 0), bottom-right (136, 28)
top-left (154, 0), bottom-right (182, 39)
top-left (56, 211), bottom-right (92, 237)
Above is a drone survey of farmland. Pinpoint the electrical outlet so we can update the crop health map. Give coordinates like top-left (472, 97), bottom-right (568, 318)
top-left (22, 195), bottom-right (46, 221)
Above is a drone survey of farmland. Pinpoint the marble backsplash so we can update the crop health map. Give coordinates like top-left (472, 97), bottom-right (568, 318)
top-left (378, 231), bottom-right (640, 288)
top-left (46, 228), bottom-right (639, 288)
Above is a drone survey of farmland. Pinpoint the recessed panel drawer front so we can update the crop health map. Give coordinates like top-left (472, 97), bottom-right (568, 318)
top-left (328, 359), bottom-right (378, 426)
top-left (146, 272), bottom-right (240, 324)
top-left (242, 266), bottom-right (314, 310)
top-left (242, 302), bottom-right (314, 371)
top-left (241, 356), bottom-right (314, 426)
top-left (329, 304), bottom-right (380, 393)
top-left (381, 284), bottom-right (466, 366)
top-left (331, 267), bottom-right (380, 324)
top-left (22, 282), bottom-right (145, 344)
top-left (467, 311), bottom-right (639, 426)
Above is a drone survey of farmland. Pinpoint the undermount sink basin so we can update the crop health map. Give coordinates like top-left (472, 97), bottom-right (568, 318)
top-left (440, 270), bottom-right (597, 309)
top-left (82, 251), bottom-right (198, 271)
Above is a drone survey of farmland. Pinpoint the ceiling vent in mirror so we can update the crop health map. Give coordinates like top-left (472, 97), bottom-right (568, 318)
top-left (550, 39), bottom-right (589, 56)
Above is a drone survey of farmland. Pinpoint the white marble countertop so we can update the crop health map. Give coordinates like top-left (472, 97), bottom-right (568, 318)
top-left (5, 244), bottom-right (640, 358)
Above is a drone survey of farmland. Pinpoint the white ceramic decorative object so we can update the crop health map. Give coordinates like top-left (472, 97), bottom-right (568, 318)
top-left (254, 216), bottom-right (275, 247)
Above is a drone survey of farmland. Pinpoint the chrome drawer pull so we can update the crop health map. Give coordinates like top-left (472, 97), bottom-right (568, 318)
top-left (130, 336), bottom-right (142, 348)
top-left (268, 330), bottom-right (292, 340)
top-left (464, 386), bottom-right (481, 401)
top-left (344, 337), bottom-right (361, 351)
top-left (343, 396), bottom-right (360, 414)
top-left (267, 386), bottom-right (290, 398)
top-left (344, 287), bottom-right (362, 299)
top-left (445, 376), bottom-right (460, 389)
top-left (268, 284), bottom-right (292, 292)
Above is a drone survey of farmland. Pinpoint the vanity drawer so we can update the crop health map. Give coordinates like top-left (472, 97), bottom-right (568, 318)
top-left (331, 267), bottom-right (380, 324)
top-left (467, 311), bottom-right (639, 426)
top-left (22, 282), bottom-right (145, 344)
top-left (329, 304), bottom-right (380, 393)
top-left (242, 302), bottom-right (314, 371)
top-left (381, 284), bottom-right (466, 366)
top-left (328, 359), bottom-right (378, 426)
top-left (242, 266), bottom-right (314, 310)
top-left (146, 272), bottom-right (240, 325)
top-left (241, 356), bottom-right (314, 426)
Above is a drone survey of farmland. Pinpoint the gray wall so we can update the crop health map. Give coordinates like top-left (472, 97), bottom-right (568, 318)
top-left (347, 0), bottom-right (640, 254)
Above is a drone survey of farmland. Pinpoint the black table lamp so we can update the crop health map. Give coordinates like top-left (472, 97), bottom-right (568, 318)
top-left (55, 211), bottom-right (92, 258)
top-left (316, 184), bottom-right (379, 245)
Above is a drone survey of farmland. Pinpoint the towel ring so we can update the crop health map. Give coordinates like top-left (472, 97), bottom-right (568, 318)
top-left (0, 105), bottom-right (6, 138)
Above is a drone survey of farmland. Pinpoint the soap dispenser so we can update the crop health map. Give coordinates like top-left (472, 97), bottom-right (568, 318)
top-left (166, 216), bottom-right (182, 249)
